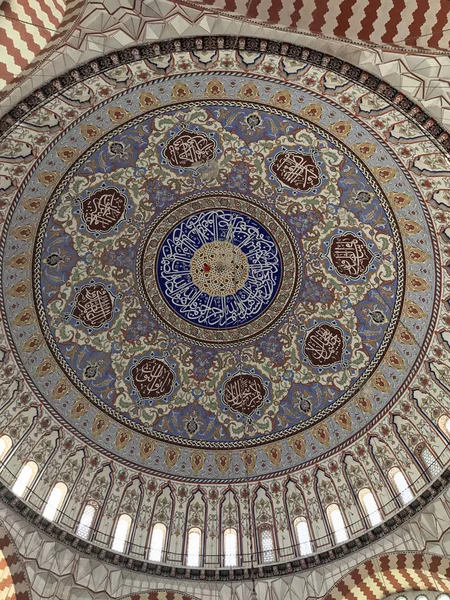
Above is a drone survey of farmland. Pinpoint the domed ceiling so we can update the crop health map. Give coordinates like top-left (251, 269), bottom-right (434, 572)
top-left (0, 37), bottom-right (448, 484)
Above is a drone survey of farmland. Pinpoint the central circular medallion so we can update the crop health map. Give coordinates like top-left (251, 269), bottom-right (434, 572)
top-left (139, 194), bottom-right (300, 345)
top-left (190, 240), bottom-right (249, 297)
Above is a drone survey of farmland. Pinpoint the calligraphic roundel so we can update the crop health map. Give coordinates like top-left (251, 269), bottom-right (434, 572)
top-left (72, 283), bottom-right (114, 329)
top-left (139, 194), bottom-right (300, 346)
top-left (304, 324), bottom-right (344, 368)
top-left (270, 150), bottom-right (323, 191)
top-left (329, 232), bottom-right (374, 279)
top-left (131, 358), bottom-right (175, 399)
top-left (79, 187), bottom-right (127, 233)
top-left (222, 373), bottom-right (268, 416)
top-left (162, 129), bottom-right (218, 169)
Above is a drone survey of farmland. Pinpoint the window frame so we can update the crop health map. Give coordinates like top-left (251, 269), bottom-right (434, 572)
top-left (0, 435), bottom-right (12, 462)
top-left (258, 524), bottom-right (276, 564)
top-left (186, 526), bottom-right (202, 567)
top-left (223, 527), bottom-right (239, 567)
top-left (42, 481), bottom-right (68, 522)
top-left (111, 513), bottom-right (132, 554)
top-left (293, 516), bottom-right (313, 556)
top-left (438, 414), bottom-right (450, 436)
top-left (418, 445), bottom-right (440, 478)
top-left (388, 466), bottom-right (413, 505)
top-left (358, 488), bottom-right (382, 527)
top-left (326, 503), bottom-right (349, 544)
top-left (148, 522), bottom-right (167, 563)
top-left (11, 460), bottom-right (38, 498)
top-left (76, 500), bottom-right (99, 540)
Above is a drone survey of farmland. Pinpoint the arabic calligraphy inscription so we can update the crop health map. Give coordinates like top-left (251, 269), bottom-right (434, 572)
top-left (272, 151), bottom-right (321, 191)
top-left (223, 374), bottom-right (267, 416)
top-left (304, 324), bottom-right (344, 367)
top-left (156, 208), bottom-right (282, 329)
top-left (80, 187), bottom-right (126, 233)
top-left (131, 358), bottom-right (175, 399)
top-left (330, 232), bottom-right (374, 279)
top-left (72, 283), bottom-right (114, 328)
top-left (163, 130), bottom-right (217, 168)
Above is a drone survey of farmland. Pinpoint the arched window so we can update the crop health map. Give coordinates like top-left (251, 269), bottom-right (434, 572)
top-left (294, 516), bottom-right (313, 556)
top-left (0, 435), bottom-right (12, 461)
top-left (419, 447), bottom-right (440, 478)
top-left (111, 514), bottom-right (132, 553)
top-left (259, 526), bottom-right (276, 563)
top-left (358, 488), bottom-right (382, 527)
top-left (42, 482), bottom-right (68, 522)
top-left (186, 527), bottom-right (202, 567)
top-left (389, 467), bottom-right (413, 505)
top-left (438, 415), bottom-right (450, 436)
top-left (148, 522), bottom-right (167, 562)
top-left (327, 504), bottom-right (348, 543)
top-left (76, 500), bottom-right (99, 540)
top-left (12, 461), bottom-right (38, 498)
top-left (223, 527), bottom-right (238, 566)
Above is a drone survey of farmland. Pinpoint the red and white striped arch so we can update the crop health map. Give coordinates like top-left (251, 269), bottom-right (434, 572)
top-left (0, 521), bottom-right (30, 600)
top-left (0, 0), bottom-right (85, 91)
top-left (324, 553), bottom-right (450, 600)
top-left (175, 0), bottom-right (450, 51)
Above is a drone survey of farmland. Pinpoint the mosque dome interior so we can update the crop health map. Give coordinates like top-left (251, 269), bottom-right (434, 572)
top-left (0, 1), bottom-right (450, 599)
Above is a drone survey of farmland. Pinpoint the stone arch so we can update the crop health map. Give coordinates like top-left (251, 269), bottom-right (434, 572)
top-left (0, 520), bottom-right (31, 600)
top-left (324, 553), bottom-right (450, 600)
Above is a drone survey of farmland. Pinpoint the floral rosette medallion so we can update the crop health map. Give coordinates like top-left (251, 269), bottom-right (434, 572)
top-left (138, 194), bottom-right (300, 345)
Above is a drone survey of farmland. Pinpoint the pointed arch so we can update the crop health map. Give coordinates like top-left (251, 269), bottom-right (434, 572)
top-left (315, 467), bottom-right (351, 545)
top-left (79, 462), bottom-right (114, 533)
top-left (219, 488), bottom-right (241, 566)
top-left (113, 475), bottom-right (145, 555)
top-left (183, 488), bottom-right (207, 567)
top-left (284, 478), bottom-right (314, 556)
top-left (253, 485), bottom-right (278, 563)
top-left (323, 553), bottom-right (450, 600)
top-left (0, 520), bottom-right (31, 600)
top-left (146, 483), bottom-right (175, 559)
